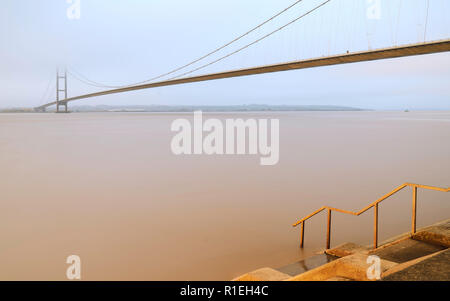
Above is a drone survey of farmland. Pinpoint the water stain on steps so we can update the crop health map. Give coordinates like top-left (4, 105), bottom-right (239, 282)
top-left (275, 254), bottom-right (339, 277)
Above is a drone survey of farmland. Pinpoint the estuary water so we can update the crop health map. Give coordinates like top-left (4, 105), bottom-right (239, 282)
top-left (0, 111), bottom-right (449, 280)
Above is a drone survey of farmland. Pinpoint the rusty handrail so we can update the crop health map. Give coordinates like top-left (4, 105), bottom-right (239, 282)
top-left (292, 183), bottom-right (449, 250)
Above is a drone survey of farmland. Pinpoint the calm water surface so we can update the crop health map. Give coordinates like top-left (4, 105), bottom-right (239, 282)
top-left (0, 111), bottom-right (449, 280)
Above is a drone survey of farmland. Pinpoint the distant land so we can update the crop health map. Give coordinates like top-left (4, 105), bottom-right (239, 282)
top-left (0, 105), bottom-right (367, 113)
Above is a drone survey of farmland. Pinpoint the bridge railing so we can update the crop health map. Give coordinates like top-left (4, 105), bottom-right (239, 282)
top-left (292, 183), bottom-right (449, 250)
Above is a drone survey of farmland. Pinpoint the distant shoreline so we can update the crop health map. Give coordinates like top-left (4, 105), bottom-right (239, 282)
top-left (0, 105), bottom-right (368, 113)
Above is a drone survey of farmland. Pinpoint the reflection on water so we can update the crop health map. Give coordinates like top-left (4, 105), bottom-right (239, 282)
top-left (0, 111), bottom-right (449, 280)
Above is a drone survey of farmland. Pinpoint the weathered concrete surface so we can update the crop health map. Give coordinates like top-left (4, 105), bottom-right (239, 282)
top-left (288, 253), bottom-right (397, 281)
top-left (233, 268), bottom-right (291, 281)
top-left (326, 242), bottom-right (369, 258)
top-left (412, 219), bottom-right (450, 247)
top-left (326, 276), bottom-right (353, 281)
top-left (382, 249), bottom-right (450, 281)
top-left (370, 238), bottom-right (445, 263)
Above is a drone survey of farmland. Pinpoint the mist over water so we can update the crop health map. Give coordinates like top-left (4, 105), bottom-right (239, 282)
top-left (0, 111), bottom-right (449, 280)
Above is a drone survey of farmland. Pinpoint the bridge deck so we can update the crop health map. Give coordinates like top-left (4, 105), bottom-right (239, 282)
top-left (36, 39), bottom-right (450, 110)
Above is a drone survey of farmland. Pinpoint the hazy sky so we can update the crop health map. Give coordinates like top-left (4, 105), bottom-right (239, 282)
top-left (1, 0), bottom-right (449, 109)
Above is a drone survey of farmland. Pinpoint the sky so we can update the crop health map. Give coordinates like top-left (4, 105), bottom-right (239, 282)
top-left (1, 0), bottom-right (449, 110)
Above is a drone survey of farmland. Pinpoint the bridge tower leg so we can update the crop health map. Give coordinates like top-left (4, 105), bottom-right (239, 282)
top-left (56, 68), bottom-right (68, 113)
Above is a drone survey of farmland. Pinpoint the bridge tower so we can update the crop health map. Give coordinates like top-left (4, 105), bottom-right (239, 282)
top-left (56, 68), bottom-right (68, 113)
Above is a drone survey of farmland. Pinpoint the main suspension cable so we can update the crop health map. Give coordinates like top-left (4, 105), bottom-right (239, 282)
top-left (69, 0), bottom-right (306, 89)
top-left (167, 0), bottom-right (332, 81)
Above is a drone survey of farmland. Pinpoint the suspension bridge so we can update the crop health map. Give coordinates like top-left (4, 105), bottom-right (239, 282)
top-left (34, 0), bottom-right (450, 112)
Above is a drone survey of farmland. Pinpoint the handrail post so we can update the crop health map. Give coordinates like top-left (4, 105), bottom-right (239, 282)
top-left (374, 203), bottom-right (378, 249)
top-left (412, 185), bottom-right (417, 235)
top-left (326, 209), bottom-right (331, 249)
top-left (300, 221), bottom-right (305, 248)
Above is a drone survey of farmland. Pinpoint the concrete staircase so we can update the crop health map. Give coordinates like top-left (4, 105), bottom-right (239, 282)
top-left (233, 219), bottom-right (450, 281)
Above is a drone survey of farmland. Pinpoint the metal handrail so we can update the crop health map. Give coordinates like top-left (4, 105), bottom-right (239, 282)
top-left (292, 183), bottom-right (449, 250)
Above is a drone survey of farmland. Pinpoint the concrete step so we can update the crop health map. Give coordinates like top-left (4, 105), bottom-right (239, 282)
top-left (276, 254), bottom-right (339, 277)
top-left (232, 268), bottom-right (291, 281)
top-left (370, 238), bottom-right (445, 264)
top-left (382, 248), bottom-right (450, 281)
top-left (288, 253), bottom-right (397, 281)
top-left (326, 276), bottom-right (353, 281)
top-left (412, 219), bottom-right (450, 247)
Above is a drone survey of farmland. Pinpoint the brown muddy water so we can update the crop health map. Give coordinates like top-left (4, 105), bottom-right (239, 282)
top-left (0, 111), bottom-right (449, 280)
